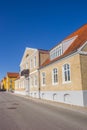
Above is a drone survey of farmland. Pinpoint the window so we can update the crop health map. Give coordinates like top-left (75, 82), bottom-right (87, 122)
top-left (63, 64), bottom-right (71, 82)
top-left (34, 75), bottom-right (37, 87)
top-left (58, 46), bottom-right (62, 56)
top-left (52, 68), bottom-right (58, 84)
top-left (50, 45), bottom-right (62, 60)
top-left (30, 77), bottom-right (33, 87)
top-left (26, 62), bottom-right (28, 69)
top-left (10, 79), bottom-right (12, 83)
top-left (34, 56), bottom-right (36, 67)
top-left (41, 72), bottom-right (46, 86)
top-left (30, 59), bottom-right (33, 69)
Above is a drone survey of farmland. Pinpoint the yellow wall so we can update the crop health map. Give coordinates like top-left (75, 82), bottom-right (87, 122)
top-left (80, 55), bottom-right (87, 90)
top-left (19, 49), bottom-right (49, 92)
top-left (80, 43), bottom-right (87, 90)
top-left (6, 76), bottom-right (18, 91)
top-left (15, 77), bottom-right (26, 91)
top-left (3, 78), bottom-right (6, 90)
top-left (40, 54), bottom-right (82, 91)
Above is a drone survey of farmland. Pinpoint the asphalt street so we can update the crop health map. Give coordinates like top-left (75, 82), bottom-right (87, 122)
top-left (0, 92), bottom-right (87, 130)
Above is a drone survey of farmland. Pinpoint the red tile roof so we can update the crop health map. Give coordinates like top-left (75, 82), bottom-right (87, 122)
top-left (4, 77), bottom-right (6, 80)
top-left (63, 24), bottom-right (87, 55)
top-left (38, 49), bottom-right (49, 54)
top-left (14, 76), bottom-right (20, 81)
top-left (41, 24), bottom-right (87, 67)
top-left (7, 72), bottom-right (19, 78)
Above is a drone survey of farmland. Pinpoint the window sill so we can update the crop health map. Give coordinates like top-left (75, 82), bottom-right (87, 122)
top-left (41, 84), bottom-right (46, 87)
top-left (52, 83), bottom-right (58, 86)
top-left (62, 81), bottom-right (71, 84)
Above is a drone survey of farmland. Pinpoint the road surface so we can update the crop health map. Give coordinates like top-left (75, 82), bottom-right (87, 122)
top-left (0, 92), bottom-right (87, 130)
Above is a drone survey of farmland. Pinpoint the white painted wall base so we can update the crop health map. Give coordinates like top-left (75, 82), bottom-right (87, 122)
top-left (83, 90), bottom-right (87, 106)
top-left (14, 91), bottom-right (26, 96)
top-left (39, 90), bottom-right (84, 106)
top-left (14, 90), bottom-right (87, 106)
top-left (29, 91), bottom-right (40, 98)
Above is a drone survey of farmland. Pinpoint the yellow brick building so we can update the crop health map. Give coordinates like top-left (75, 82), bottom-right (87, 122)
top-left (6, 72), bottom-right (19, 91)
top-left (15, 24), bottom-right (87, 106)
top-left (39, 24), bottom-right (87, 106)
top-left (2, 77), bottom-right (7, 90)
top-left (15, 48), bottom-right (49, 96)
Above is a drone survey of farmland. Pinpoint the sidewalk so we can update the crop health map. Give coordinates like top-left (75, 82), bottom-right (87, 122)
top-left (11, 92), bottom-right (87, 115)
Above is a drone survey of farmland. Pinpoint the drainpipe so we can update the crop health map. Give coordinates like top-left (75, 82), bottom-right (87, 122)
top-left (38, 69), bottom-right (41, 99)
top-left (38, 51), bottom-right (41, 99)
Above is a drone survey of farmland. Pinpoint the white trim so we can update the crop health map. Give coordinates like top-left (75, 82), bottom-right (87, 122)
top-left (50, 44), bottom-right (62, 60)
top-left (26, 62), bottom-right (28, 69)
top-left (34, 75), bottom-right (37, 87)
top-left (20, 48), bottom-right (38, 66)
top-left (30, 70), bottom-right (38, 75)
top-left (40, 41), bottom-right (87, 70)
top-left (62, 63), bottom-right (71, 84)
top-left (41, 72), bottom-right (46, 86)
top-left (52, 68), bottom-right (58, 85)
top-left (50, 35), bottom-right (78, 51)
top-left (30, 59), bottom-right (33, 69)
top-left (20, 76), bottom-right (25, 79)
top-left (39, 51), bottom-right (78, 70)
top-left (62, 81), bottom-right (71, 84)
top-left (26, 47), bottom-right (37, 51)
top-left (79, 51), bottom-right (87, 55)
top-left (30, 76), bottom-right (33, 88)
top-left (78, 41), bottom-right (87, 55)
top-left (34, 55), bottom-right (37, 68)
top-left (62, 35), bottom-right (78, 44)
top-left (78, 41), bottom-right (87, 52)
top-left (27, 50), bottom-right (38, 60)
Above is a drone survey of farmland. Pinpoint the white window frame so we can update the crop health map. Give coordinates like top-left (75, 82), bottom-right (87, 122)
top-left (34, 75), bottom-right (37, 87)
top-left (34, 56), bottom-right (37, 67)
top-left (62, 63), bottom-right (71, 84)
top-left (50, 45), bottom-right (62, 60)
top-left (26, 62), bottom-right (28, 69)
top-left (30, 59), bottom-right (33, 69)
top-left (52, 68), bottom-right (58, 85)
top-left (30, 76), bottom-right (33, 87)
top-left (41, 72), bottom-right (46, 86)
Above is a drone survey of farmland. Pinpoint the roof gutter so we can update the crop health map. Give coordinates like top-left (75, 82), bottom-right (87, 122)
top-left (39, 50), bottom-right (78, 70)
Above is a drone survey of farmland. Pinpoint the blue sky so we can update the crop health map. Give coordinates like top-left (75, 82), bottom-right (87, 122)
top-left (0, 0), bottom-right (87, 80)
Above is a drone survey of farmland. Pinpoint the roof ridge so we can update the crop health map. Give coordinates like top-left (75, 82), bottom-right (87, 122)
top-left (64, 24), bottom-right (87, 40)
top-left (40, 24), bottom-right (87, 68)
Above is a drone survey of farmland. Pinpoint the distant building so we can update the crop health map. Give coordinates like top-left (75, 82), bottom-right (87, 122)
top-left (2, 77), bottom-right (6, 90)
top-left (15, 24), bottom-right (87, 106)
top-left (15, 48), bottom-right (49, 95)
top-left (5, 72), bottom-right (19, 91)
top-left (0, 80), bottom-right (4, 90)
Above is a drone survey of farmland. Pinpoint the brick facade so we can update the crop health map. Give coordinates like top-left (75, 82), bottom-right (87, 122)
top-left (15, 24), bottom-right (87, 106)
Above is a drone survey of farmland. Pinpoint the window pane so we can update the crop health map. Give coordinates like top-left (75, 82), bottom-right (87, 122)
top-left (64, 64), bottom-right (70, 82)
top-left (42, 72), bottom-right (46, 85)
top-left (53, 68), bottom-right (58, 83)
top-left (68, 70), bottom-right (70, 81)
top-left (34, 56), bottom-right (36, 67)
top-left (65, 71), bottom-right (67, 81)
